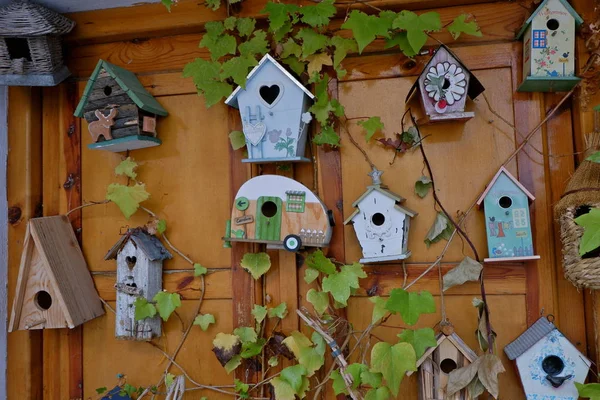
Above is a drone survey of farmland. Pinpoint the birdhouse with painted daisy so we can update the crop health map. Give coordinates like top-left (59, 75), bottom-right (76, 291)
top-left (516, 0), bottom-right (583, 92)
top-left (225, 54), bottom-right (314, 163)
top-left (406, 44), bottom-right (484, 124)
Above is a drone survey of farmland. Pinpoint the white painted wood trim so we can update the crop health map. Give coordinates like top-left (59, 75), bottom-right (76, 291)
top-left (0, 85), bottom-right (8, 400)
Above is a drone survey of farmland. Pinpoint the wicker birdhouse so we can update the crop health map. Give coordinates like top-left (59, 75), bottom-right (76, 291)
top-left (504, 316), bottom-right (591, 398)
top-left (344, 168), bottom-right (417, 263)
top-left (9, 216), bottom-right (104, 331)
top-left (225, 54), bottom-right (314, 163)
top-left (516, 0), bottom-right (583, 92)
top-left (406, 44), bottom-right (485, 124)
top-left (0, 1), bottom-right (74, 86)
top-left (105, 228), bottom-right (172, 341)
top-left (74, 59), bottom-right (168, 153)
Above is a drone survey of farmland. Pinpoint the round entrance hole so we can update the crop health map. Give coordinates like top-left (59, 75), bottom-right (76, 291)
top-left (575, 205), bottom-right (591, 218)
top-left (547, 18), bottom-right (560, 31)
top-left (34, 290), bottom-right (52, 311)
top-left (499, 196), bottom-right (513, 209)
top-left (261, 201), bottom-right (278, 218)
top-left (371, 213), bottom-right (385, 226)
top-left (103, 86), bottom-right (113, 96)
top-left (442, 78), bottom-right (451, 89)
top-left (542, 355), bottom-right (565, 376)
top-left (440, 358), bottom-right (458, 374)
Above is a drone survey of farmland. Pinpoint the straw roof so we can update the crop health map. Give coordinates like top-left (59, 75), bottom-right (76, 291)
top-left (554, 160), bottom-right (600, 218)
top-left (0, 1), bottom-right (75, 37)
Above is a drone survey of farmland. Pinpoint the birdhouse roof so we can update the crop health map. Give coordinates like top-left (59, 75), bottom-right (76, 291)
top-left (408, 332), bottom-right (478, 376)
top-left (0, 1), bottom-right (75, 37)
top-left (516, 0), bottom-right (584, 39)
top-left (74, 59), bottom-right (168, 118)
top-left (504, 316), bottom-right (557, 360)
top-left (225, 54), bottom-right (315, 109)
top-left (102, 386), bottom-right (132, 400)
top-left (344, 184), bottom-right (417, 225)
top-left (476, 166), bottom-right (535, 207)
top-left (104, 228), bottom-right (172, 261)
top-left (405, 44), bottom-right (485, 104)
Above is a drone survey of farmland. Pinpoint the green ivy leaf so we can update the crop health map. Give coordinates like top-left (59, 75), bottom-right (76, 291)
top-left (224, 355), bottom-right (242, 374)
top-left (183, 58), bottom-right (232, 107)
top-left (199, 29), bottom-right (237, 61)
top-left (268, 302), bottom-right (288, 319)
top-left (576, 382), bottom-right (600, 399)
top-left (238, 30), bottom-right (269, 58)
top-left (234, 327), bottom-right (258, 343)
top-left (156, 219), bottom-right (167, 234)
top-left (415, 176), bottom-right (432, 198)
top-left (121, 384), bottom-right (138, 397)
top-left (252, 304), bottom-right (268, 323)
top-left (358, 117), bottom-right (385, 142)
top-left (281, 364), bottom-right (308, 395)
top-left (95, 387), bottom-right (108, 395)
top-left (447, 14), bottom-right (483, 40)
top-left (194, 263), bottom-right (208, 276)
top-left (229, 130), bottom-right (246, 151)
top-left (306, 289), bottom-right (329, 315)
top-left (161, 0), bottom-right (174, 11)
top-left (221, 56), bottom-right (258, 88)
top-left (260, 2), bottom-right (299, 33)
top-left (306, 249), bottom-right (337, 274)
top-left (347, 363), bottom-right (368, 389)
top-left (306, 53), bottom-right (332, 78)
top-left (273, 20), bottom-right (293, 42)
top-left (369, 296), bottom-right (387, 324)
top-left (295, 28), bottom-right (329, 58)
top-left (241, 338), bottom-right (266, 358)
top-left (268, 355), bottom-right (279, 367)
top-left (330, 36), bottom-right (358, 69)
top-left (300, 0), bottom-right (336, 27)
top-left (236, 18), bottom-right (256, 37)
top-left (313, 126), bottom-right (340, 147)
top-left (193, 313), bottom-right (216, 331)
top-left (134, 297), bottom-right (157, 321)
top-left (205, 0), bottom-right (220, 11)
top-left (234, 379), bottom-right (250, 399)
top-left (370, 342), bottom-right (416, 396)
top-left (224, 16), bottom-right (237, 30)
top-left (281, 39), bottom-right (302, 59)
top-left (364, 386), bottom-right (391, 400)
top-left (575, 208), bottom-right (600, 256)
top-left (385, 288), bottom-right (436, 326)
top-left (282, 331), bottom-right (324, 376)
top-left (106, 183), bottom-right (150, 219)
top-left (281, 56), bottom-right (306, 76)
top-left (360, 370), bottom-right (383, 389)
top-left (384, 32), bottom-right (417, 57)
top-left (304, 268), bottom-right (320, 284)
top-left (270, 377), bottom-right (296, 400)
top-left (165, 373), bottom-right (175, 388)
top-left (330, 370), bottom-right (348, 395)
top-left (115, 157), bottom-right (138, 179)
top-left (424, 212), bottom-right (454, 247)
top-left (153, 291), bottom-right (182, 321)
top-left (241, 252), bottom-right (271, 279)
top-left (393, 11), bottom-right (441, 54)
top-left (322, 263), bottom-right (366, 306)
top-left (298, 341), bottom-right (325, 376)
top-left (397, 328), bottom-right (437, 358)
top-left (341, 11), bottom-right (392, 53)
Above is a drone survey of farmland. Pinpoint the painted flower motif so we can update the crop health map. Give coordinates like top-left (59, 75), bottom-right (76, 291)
top-left (267, 129), bottom-right (282, 143)
top-left (540, 61), bottom-right (547, 67)
top-left (301, 112), bottom-right (313, 124)
top-left (424, 62), bottom-right (467, 106)
top-left (286, 128), bottom-right (293, 137)
top-left (550, 49), bottom-right (556, 55)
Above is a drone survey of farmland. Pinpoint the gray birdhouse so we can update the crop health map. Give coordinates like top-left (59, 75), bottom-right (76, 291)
top-left (225, 54), bottom-right (314, 163)
top-left (0, 1), bottom-right (75, 86)
top-left (105, 228), bottom-right (172, 341)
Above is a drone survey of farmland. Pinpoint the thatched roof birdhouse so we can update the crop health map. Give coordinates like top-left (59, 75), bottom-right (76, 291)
top-left (0, 1), bottom-right (75, 86)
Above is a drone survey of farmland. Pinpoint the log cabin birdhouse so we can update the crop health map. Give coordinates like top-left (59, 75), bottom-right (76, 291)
top-left (225, 54), bottom-right (314, 163)
top-left (224, 175), bottom-right (333, 251)
top-left (504, 316), bottom-right (591, 398)
top-left (105, 228), bottom-right (172, 341)
top-left (74, 59), bottom-right (168, 153)
top-left (406, 44), bottom-right (485, 124)
top-left (0, 1), bottom-right (74, 86)
top-left (9, 216), bottom-right (104, 331)
top-left (516, 0), bottom-right (583, 92)
top-left (344, 168), bottom-right (417, 263)
top-left (477, 167), bottom-right (540, 263)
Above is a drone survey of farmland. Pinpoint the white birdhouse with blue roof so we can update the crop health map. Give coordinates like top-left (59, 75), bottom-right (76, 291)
top-left (225, 54), bottom-right (314, 163)
top-left (504, 316), bottom-right (591, 398)
top-left (517, 0), bottom-right (583, 92)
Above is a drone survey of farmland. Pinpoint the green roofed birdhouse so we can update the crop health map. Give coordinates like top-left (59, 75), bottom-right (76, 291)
top-left (406, 44), bottom-right (485, 124)
top-left (225, 54), bottom-right (314, 163)
top-left (517, 0), bottom-right (583, 92)
top-left (0, 1), bottom-right (74, 86)
top-left (74, 59), bottom-right (168, 153)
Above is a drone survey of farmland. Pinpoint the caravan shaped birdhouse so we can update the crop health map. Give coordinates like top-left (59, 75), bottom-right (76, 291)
top-left (74, 59), bottom-right (168, 153)
top-left (224, 175), bottom-right (333, 251)
top-left (344, 169), bottom-right (417, 263)
top-left (105, 228), bottom-right (172, 341)
top-left (225, 54), bottom-right (314, 163)
top-left (517, 0), bottom-right (583, 92)
top-left (504, 316), bottom-right (591, 398)
top-left (477, 167), bottom-right (540, 263)
top-left (9, 216), bottom-right (104, 331)
top-left (406, 44), bottom-right (485, 124)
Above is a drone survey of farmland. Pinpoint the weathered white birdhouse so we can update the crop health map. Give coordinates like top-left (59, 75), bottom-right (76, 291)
top-left (225, 54), bottom-right (314, 163)
top-left (406, 44), bottom-right (485, 124)
top-left (344, 169), bottom-right (417, 263)
top-left (516, 0), bottom-right (583, 92)
top-left (504, 316), bottom-right (591, 398)
top-left (105, 228), bottom-right (172, 341)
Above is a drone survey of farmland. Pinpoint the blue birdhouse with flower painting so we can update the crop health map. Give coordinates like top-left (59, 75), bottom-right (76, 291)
top-left (517, 0), bottom-right (583, 92)
top-left (225, 54), bottom-right (314, 163)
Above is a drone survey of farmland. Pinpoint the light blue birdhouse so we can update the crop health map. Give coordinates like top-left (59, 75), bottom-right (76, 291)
top-left (516, 0), bottom-right (583, 92)
top-left (225, 54), bottom-right (314, 163)
top-left (477, 167), bottom-right (540, 263)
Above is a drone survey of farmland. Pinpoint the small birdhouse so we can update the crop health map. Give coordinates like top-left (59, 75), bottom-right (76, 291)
top-left (410, 331), bottom-right (478, 400)
top-left (405, 44), bottom-right (485, 124)
top-left (9, 216), bottom-right (104, 331)
top-left (344, 168), bottom-right (417, 263)
top-left (516, 0), bottom-right (583, 92)
top-left (74, 59), bottom-right (168, 153)
top-left (224, 175), bottom-right (333, 251)
top-left (105, 228), bottom-right (172, 341)
top-left (0, 1), bottom-right (74, 86)
top-left (477, 167), bottom-right (540, 263)
top-left (225, 54), bottom-right (314, 163)
top-left (102, 386), bottom-right (132, 400)
top-left (504, 316), bottom-right (591, 398)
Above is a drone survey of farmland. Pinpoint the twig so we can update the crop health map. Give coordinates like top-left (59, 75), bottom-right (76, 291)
top-left (99, 297), bottom-right (116, 314)
top-left (65, 200), bottom-right (110, 216)
top-left (341, 117), bottom-right (376, 170)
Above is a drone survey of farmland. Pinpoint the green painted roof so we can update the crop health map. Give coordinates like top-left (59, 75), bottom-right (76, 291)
top-left (74, 59), bottom-right (168, 118)
top-left (516, 0), bottom-right (584, 39)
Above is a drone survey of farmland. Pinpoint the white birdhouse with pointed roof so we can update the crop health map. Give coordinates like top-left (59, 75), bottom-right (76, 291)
top-left (225, 54), bottom-right (314, 163)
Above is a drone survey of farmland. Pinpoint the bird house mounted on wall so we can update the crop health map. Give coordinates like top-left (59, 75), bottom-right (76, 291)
top-left (0, 1), bottom-right (74, 86)
top-left (9, 216), bottom-right (104, 331)
top-left (224, 175), bottom-right (333, 251)
top-left (477, 167), bottom-right (540, 263)
top-left (74, 59), bottom-right (168, 153)
top-left (516, 0), bottom-right (583, 92)
top-left (405, 44), bottom-right (485, 124)
top-left (504, 316), bottom-right (591, 398)
top-left (225, 54), bottom-right (314, 163)
top-left (105, 228), bottom-right (172, 341)
top-left (344, 168), bottom-right (417, 263)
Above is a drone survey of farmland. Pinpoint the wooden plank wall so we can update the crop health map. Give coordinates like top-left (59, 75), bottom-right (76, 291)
top-left (4, 0), bottom-right (597, 398)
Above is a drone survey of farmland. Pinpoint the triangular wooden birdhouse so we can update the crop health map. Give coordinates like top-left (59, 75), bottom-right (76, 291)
top-left (9, 216), bottom-right (104, 331)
